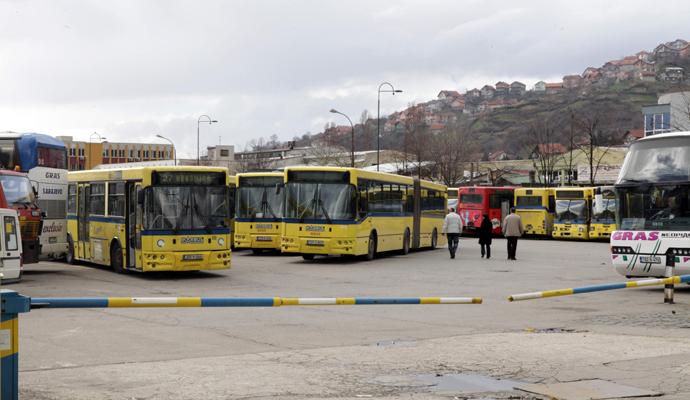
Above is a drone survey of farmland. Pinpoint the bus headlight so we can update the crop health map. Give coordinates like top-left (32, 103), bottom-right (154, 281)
top-left (156, 239), bottom-right (165, 248)
top-left (218, 238), bottom-right (225, 246)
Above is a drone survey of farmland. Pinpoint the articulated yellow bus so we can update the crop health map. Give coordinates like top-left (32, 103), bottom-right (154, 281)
top-left (281, 167), bottom-right (447, 260)
top-left (552, 187), bottom-right (594, 240)
top-left (234, 172), bottom-right (284, 254)
top-left (66, 166), bottom-right (232, 273)
top-left (589, 186), bottom-right (617, 240)
top-left (514, 188), bottom-right (555, 236)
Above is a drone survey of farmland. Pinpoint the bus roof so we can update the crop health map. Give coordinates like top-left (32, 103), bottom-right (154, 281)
top-left (69, 166), bottom-right (229, 184)
top-left (635, 131), bottom-right (690, 143)
top-left (236, 172), bottom-right (284, 178)
top-left (283, 166), bottom-right (446, 191)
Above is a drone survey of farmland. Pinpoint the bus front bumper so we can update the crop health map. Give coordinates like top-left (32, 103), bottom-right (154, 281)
top-left (141, 250), bottom-right (231, 272)
top-left (552, 224), bottom-right (589, 239)
top-left (281, 236), bottom-right (357, 255)
top-left (234, 233), bottom-right (281, 250)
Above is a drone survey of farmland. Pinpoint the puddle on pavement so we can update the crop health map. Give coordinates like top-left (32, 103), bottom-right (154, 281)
top-left (415, 373), bottom-right (523, 394)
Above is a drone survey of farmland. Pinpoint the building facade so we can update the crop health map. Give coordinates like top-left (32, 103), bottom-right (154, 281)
top-left (642, 91), bottom-right (690, 136)
top-left (57, 136), bottom-right (174, 170)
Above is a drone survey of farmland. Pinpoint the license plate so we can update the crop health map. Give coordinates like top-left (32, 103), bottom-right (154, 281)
top-left (256, 236), bottom-right (272, 242)
top-left (640, 256), bottom-right (661, 264)
top-left (306, 240), bottom-right (324, 247)
top-left (182, 254), bottom-right (203, 261)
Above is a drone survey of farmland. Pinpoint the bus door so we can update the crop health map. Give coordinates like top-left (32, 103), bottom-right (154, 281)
top-left (501, 200), bottom-right (510, 222)
top-left (412, 178), bottom-right (421, 249)
top-left (0, 212), bottom-right (22, 281)
top-left (126, 183), bottom-right (143, 268)
top-left (77, 184), bottom-right (90, 260)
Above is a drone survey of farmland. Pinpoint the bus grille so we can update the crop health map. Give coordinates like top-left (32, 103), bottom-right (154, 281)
top-left (21, 221), bottom-right (41, 239)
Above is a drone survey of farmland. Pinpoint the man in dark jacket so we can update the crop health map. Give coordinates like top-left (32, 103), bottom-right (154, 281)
top-left (478, 214), bottom-right (492, 259)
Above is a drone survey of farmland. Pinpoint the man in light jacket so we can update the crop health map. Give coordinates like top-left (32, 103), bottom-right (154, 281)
top-left (502, 207), bottom-right (524, 260)
top-left (442, 208), bottom-right (463, 259)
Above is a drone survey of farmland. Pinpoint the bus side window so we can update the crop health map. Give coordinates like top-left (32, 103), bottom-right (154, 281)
top-left (357, 180), bottom-right (368, 218)
top-left (548, 195), bottom-right (555, 213)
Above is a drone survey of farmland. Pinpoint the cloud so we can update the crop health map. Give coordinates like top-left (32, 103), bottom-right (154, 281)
top-left (1, 0), bottom-right (689, 155)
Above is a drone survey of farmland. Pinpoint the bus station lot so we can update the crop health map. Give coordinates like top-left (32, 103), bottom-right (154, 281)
top-left (12, 238), bottom-right (690, 399)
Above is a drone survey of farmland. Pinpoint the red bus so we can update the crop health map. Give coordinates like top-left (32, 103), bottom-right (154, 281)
top-left (457, 186), bottom-right (515, 235)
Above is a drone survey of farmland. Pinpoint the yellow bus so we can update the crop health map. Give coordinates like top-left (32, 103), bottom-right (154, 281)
top-left (589, 186), bottom-right (617, 240)
top-left (66, 166), bottom-right (232, 273)
top-left (280, 167), bottom-right (447, 260)
top-left (234, 172), bottom-right (284, 254)
top-left (552, 187), bottom-right (595, 240)
top-left (514, 188), bottom-right (555, 236)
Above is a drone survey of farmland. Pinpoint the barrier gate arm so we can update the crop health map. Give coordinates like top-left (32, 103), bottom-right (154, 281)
top-left (30, 296), bottom-right (483, 308)
top-left (508, 275), bottom-right (690, 302)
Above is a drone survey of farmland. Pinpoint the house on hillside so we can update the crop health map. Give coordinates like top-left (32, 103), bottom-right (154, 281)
top-left (636, 51), bottom-right (652, 62)
top-left (450, 98), bottom-right (465, 110)
top-left (466, 88), bottom-right (481, 98)
top-left (545, 82), bottom-right (563, 94)
top-left (563, 75), bottom-right (583, 89)
top-left (437, 90), bottom-right (461, 102)
top-left (533, 81), bottom-right (546, 93)
top-left (495, 81), bottom-right (510, 96)
top-left (653, 39), bottom-right (689, 62)
top-left (582, 67), bottom-right (602, 85)
top-left (531, 143), bottom-right (567, 159)
top-left (661, 67), bottom-right (684, 82)
top-left (429, 123), bottom-right (446, 133)
top-left (638, 71), bottom-right (656, 82)
top-left (481, 85), bottom-right (496, 99)
top-left (486, 98), bottom-right (508, 111)
top-left (509, 81), bottom-right (526, 96)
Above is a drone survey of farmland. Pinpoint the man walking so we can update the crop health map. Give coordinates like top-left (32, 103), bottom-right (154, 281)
top-left (442, 207), bottom-right (463, 259)
top-left (502, 207), bottom-right (524, 260)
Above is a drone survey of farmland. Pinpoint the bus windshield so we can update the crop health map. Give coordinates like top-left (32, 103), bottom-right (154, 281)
top-left (145, 186), bottom-right (229, 231)
top-left (556, 199), bottom-right (587, 222)
top-left (617, 184), bottom-right (690, 231)
top-left (592, 197), bottom-right (616, 222)
top-left (618, 137), bottom-right (690, 183)
top-left (459, 193), bottom-right (482, 204)
top-left (516, 196), bottom-right (542, 207)
top-left (285, 182), bottom-right (356, 221)
top-left (0, 175), bottom-right (35, 205)
top-left (237, 185), bottom-right (283, 219)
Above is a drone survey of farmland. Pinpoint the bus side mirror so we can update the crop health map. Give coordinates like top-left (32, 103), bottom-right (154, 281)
top-left (275, 184), bottom-right (282, 195)
top-left (137, 191), bottom-right (145, 205)
top-left (32, 187), bottom-right (39, 198)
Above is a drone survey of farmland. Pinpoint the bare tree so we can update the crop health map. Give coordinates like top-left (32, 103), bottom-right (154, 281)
top-left (573, 112), bottom-right (627, 185)
top-left (670, 91), bottom-right (690, 131)
top-left (236, 137), bottom-right (275, 172)
top-left (403, 104), bottom-right (432, 180)
top-left (431, 122), bottom-right (475, 186)
top-left (485, 165), bottom-right (515, 186)
top-left (525, 118), bottom-right (561, 186)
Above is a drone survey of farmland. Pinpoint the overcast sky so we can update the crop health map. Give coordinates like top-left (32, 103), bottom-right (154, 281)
top-left (1, 1), bottom-right (689, 158)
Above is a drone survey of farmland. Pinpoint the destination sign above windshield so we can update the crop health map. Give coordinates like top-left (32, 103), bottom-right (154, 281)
top-left (153, 171), bottom-right (225, 186)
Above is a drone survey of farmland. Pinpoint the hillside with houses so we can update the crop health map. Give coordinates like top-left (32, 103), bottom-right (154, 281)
top-left (291, 38), bottom-right (690, 159)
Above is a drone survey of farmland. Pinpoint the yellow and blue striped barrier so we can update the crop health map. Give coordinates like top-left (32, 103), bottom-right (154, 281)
top-left (1, 290), bottom-right (31, 400)
top-left (31, 296), bottom-right (483, 308)
top-left (508, 275), bottom-right (690, 302)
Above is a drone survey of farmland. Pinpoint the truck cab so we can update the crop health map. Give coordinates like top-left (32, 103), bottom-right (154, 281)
top-left (0, 170), bottom-right (43, 263)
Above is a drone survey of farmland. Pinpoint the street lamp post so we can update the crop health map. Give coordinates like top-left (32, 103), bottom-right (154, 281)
top-left (156, 134), bottom-right (176, 166)
top-left (329, 109), bottom-right (355, 167)
top-left (88, 132), bottom-right (106, 169)
top-left (377, 82), bottom-right (402, 171)
top-left (197, 115), bottom-right (218, 165)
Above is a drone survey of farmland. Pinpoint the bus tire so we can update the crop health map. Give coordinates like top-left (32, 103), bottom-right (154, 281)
top-left (430, 229), bottom-right (438, 249)
top-left (66, 235), bottom-right (77, 265)
top-left (252, 249), bottom-right (263, 255)
top-left (111, 241), bottom-right (126, 274)
top-left (302, 254), bottom-right (315, 261)
top-left (365, 231), bottom-right (377, 261)
top-left (401, 228), bottom-right (410, 255)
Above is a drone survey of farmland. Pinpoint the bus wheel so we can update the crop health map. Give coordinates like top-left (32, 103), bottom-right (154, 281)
top-left (66, 236), bottom-right (77, 265)
top-left (302, 254), bottom-right (315, 261)
top-left (430, 229), bottom-right (438, 249)
top-left (401, 228), bottom-right (411, 255)
top-left (111, 242), bottom-right (126, 274)
top-left (252, 249), bottom-right (263, 255)
top-left (366, 232), bottom-right (377, 261)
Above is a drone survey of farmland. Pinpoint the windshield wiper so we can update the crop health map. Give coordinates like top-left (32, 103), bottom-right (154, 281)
top-left (261, 188), bottom-right (277, 219)
top-left (299, 189), bottom-right (319, 223)
top-left (317, 197), bottom-right (332, 224)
